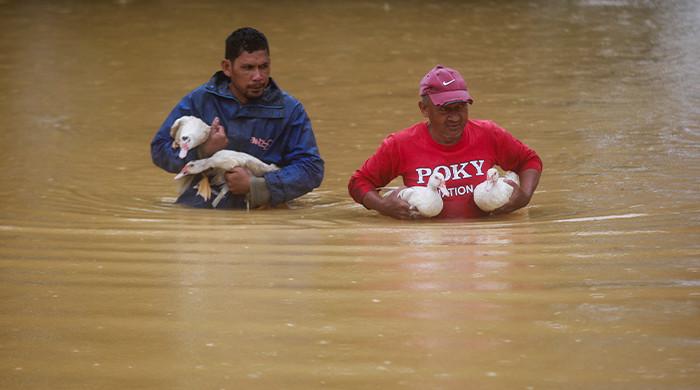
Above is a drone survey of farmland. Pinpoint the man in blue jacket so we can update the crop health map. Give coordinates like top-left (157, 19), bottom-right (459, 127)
top-left (151, 27), bottom-right (324, 209)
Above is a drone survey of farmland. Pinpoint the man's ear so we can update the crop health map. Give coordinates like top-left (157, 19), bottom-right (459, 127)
top-left (221, 59), bottom-right (233, 77)
top-left (418, 100), bottom-right (428, 118)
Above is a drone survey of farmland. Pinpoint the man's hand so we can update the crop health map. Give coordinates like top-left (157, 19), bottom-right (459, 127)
top-left (362, 189), bottom-right (420, 220)
top-left (491, 168), bottom-right (541, 215)
top-left (491, 180), bottom-right (528, 215)
top-left (199, 117), bottom-right (228, 158)
top-left (224, 167), bottom-right (252, 195)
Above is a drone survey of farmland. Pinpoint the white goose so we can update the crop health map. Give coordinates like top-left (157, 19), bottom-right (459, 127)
top-left (386, 171), bottom-right (448, 218)
top-left (174, 149), bottom-right (279, 207)
top-left (170, 116), bottom-right (211, 159)
top-left (473, 167), bottom-right (520, 212)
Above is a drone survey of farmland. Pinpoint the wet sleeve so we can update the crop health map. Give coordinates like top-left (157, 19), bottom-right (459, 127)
top-left (263, 104), bottom-right (324, 205)
top-left (347, 135), bottom-right (401, 205)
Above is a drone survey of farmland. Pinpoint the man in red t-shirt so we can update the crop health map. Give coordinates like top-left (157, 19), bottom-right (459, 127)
top-left (348, 65), bottom-right (543, 219)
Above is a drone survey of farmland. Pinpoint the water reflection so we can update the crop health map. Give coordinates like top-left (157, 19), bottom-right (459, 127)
top-left (1, 0), bottom-right (699, 389)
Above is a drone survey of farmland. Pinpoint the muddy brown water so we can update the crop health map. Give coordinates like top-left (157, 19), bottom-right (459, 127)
top-left (1, 1), bottom-right (699, 389)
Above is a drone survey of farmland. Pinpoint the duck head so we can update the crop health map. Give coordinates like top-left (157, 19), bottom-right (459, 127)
top-left (170, 116), bottom-right (212, 159)
top-left (428, 171), bottom-right (449, 197)
top-left (174, 160), bottom-right (208, 180)
top-left (486, 167), bottom-right (499, 183)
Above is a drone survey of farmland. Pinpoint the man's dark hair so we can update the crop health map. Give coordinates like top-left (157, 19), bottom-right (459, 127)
top-left (225, 27), bottom-right (269, 60)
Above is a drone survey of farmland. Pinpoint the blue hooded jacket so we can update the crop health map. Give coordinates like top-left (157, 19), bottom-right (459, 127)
top-left (151, 71), bottom-right (324, 208)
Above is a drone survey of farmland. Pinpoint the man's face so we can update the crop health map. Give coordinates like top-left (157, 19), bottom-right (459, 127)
top-left (222, 49), bottom-right (270, 104)
top-left (419, 98), bottom-right (469, 145)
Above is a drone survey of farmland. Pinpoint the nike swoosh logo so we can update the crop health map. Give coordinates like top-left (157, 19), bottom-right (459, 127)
top-left (442, 79), bottom-right (455, 86)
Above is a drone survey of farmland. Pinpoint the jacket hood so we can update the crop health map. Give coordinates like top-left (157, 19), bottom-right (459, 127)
top-left (205, 71), bottom-right (283, 105)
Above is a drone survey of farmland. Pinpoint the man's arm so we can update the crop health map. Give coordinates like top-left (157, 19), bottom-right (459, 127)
top-left (360, 189), bottom-right (415, 220)
top-left (488, 122), bottom-right (543, 215)
top-left (232, 103), bottom-right (323, 207)
top-left (348, 134), bottom-right (415, 219)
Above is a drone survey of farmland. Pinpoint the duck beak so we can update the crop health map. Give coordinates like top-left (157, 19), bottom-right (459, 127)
top-left (439, 184), bottom-right (448, 197)
top-left (174, 168), bottom-right (188, 180)
top-left (178, 144), bottom-right (189, 159)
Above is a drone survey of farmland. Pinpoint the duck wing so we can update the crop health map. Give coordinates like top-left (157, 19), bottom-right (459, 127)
top-left (398, 187), bottom-right (443, 217)
top-left (474, 178), bottom-right (514, 212)
top-left (210, 150), bottom-right (279, 176)
top-left (504, 171), bottom-right (520, 186)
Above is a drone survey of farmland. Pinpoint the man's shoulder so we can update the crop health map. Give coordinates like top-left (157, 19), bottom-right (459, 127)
top-left (388, 122), bottom-right (426, 142)
top-left (467, 119), bottom-right (510, 140)
top-left (373, 122), bottom-right (427, 154)
top-left (277, 89), bottom-right (303, 108)
top-left (468, 119), bottom-right (502, 131)
top-left (197, 71), bottom-right (233, 98)
top-left (262, 79), bottom-right (305, 109)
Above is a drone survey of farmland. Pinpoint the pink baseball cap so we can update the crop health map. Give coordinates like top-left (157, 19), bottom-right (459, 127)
top-left (419, 65), bottom-right (473, 106)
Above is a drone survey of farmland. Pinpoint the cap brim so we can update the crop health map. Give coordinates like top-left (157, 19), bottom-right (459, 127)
top-left (428, 90), bottom-right (473, 106)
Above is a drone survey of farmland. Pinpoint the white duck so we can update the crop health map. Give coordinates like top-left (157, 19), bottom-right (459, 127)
top-left (170, 116), bottom-right (211, 159)
top-left (386, 171), bottom-right (449, 218)
top-left (174, 149), bottom-right (279, 207)
top-left (473, 167), bottom-right (520, 212)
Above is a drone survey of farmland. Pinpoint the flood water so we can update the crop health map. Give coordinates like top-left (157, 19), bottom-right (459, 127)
top-left (1, 1), bottom-right (699, 389)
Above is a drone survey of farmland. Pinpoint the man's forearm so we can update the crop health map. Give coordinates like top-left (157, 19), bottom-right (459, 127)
top-left (361, 190), bottom-right (386, 213)
top-left (248, 176), bottom-right (271, 208)
top-left (518, 168), bottom-right (541, 199)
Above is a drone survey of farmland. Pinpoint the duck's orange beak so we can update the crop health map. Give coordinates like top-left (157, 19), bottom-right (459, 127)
top-left (174, 166), bottom-right (189, 180)
top-left (178, 144), bottom-right (190, 159)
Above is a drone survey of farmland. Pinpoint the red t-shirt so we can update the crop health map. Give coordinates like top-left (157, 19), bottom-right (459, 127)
top-left (348, 120), bottom-right (543, 219)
